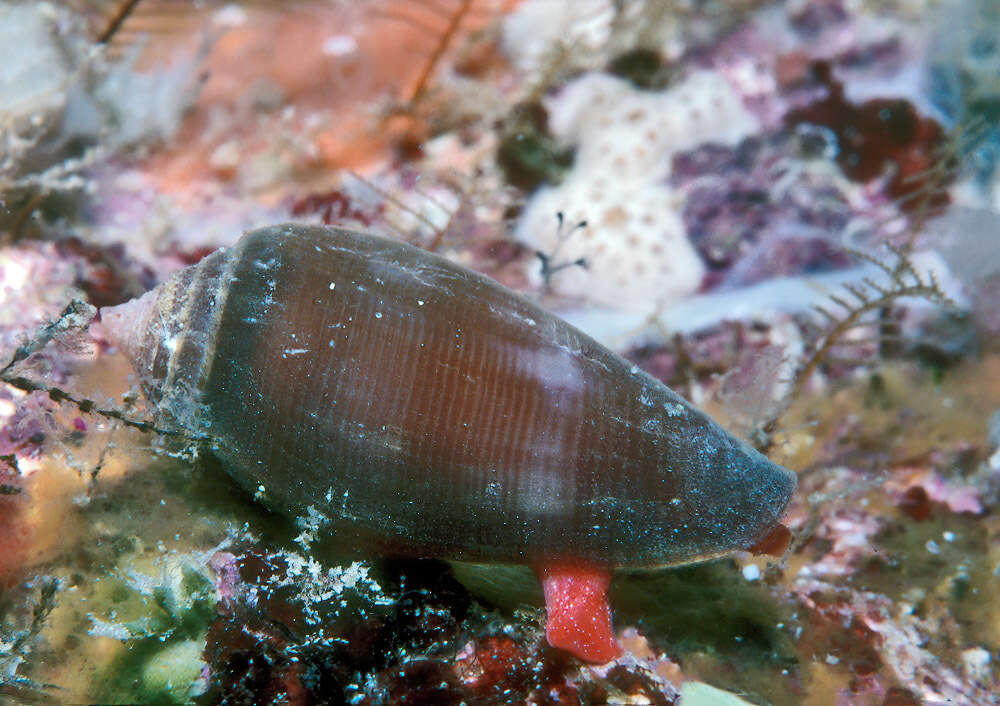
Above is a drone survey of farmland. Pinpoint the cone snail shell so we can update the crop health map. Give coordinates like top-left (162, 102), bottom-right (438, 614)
top-left (101, 224), bottom-right (797, 662)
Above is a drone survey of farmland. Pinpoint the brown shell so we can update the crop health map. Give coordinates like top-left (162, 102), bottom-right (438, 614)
top-left (102, 224), bottom-right (796, 567)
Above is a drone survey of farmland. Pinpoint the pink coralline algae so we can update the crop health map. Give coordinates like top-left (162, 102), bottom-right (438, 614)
top-left (887, 468), bottom-right (984, 517)
top-left (670, 135), bottom-right (854, 287)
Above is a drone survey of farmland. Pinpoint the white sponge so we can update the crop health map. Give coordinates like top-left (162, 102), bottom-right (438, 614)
top-left (519, 179), bottom-right (704, 312)
top-left (517, 71), bottom-right (758, 313)
top-left (547, 71), bottom-right (758, 179)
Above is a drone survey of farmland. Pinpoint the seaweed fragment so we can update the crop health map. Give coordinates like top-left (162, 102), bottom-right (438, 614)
top-left (790, 244), bottom-right (956, 403)
top-left (535, 212), bottom-right (589, 295)
top-left (371, 0), bottom-right (506, 157)
top-left (82, 0), bottom-right (202, 59)
top-left (335, 169), bottom-right (519, 265)
top-left (94, 0), bottom-right (146, 46)
top-left (892, 118), bottom-right (993, 234)
top-left (338, 170), bottom-right (457, 250)
top-left (380, 0), bottom-right (480, 108)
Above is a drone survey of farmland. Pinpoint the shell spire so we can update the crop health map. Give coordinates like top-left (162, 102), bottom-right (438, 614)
top-left (101, 287), bottom-right (159, 366)
top-left (99, 242), bottom-right (238, 426)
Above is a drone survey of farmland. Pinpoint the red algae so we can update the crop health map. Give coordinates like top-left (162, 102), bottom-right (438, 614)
top-left (54, 237), bottom-right (156, 308)
top-left (895, 485), bottom-right (933, 522)
top-left (785, 62), bottom-right (950, 213)
top-left (200, 548), bottom-right (607, 705)
top-left (290, 188), bottom-right (378, 227)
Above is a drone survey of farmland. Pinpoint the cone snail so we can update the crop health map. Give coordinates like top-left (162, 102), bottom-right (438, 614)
top-left (100, 224), bottom-right (797, 663)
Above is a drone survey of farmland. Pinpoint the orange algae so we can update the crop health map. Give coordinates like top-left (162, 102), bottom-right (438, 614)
top-left (127, 0), bottom-right (520, 197)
